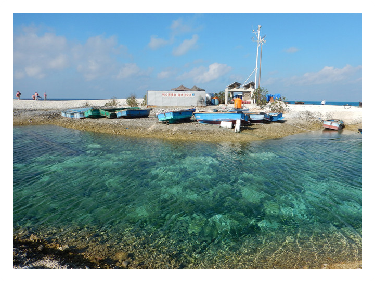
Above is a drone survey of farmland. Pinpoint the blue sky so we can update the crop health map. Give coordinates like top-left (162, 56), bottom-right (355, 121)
top-left (13, 12), bottom-right (362, 101)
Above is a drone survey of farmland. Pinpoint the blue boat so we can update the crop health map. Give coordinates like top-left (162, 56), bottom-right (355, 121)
top-left (61, 107), bottom-right (93, 119)
top-left (245, 112), bottom-right (271, 123)
top-left (157, 108), bottom-right (196, 123)
top-left (193, 111), bottom-right (249, 124)
top-left (268, 112), bottom-right (284, 122)
top-left (116, 108), bottom-right (151, 118)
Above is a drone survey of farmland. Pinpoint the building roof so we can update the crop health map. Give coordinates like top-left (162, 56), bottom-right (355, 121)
top-left (172, 85), bottom-right (191, 91)
top-left (227, 82), bottom-right (241, 89)
top-left (190, 85), bottom-right (205, 91)
top-left (243, 82), bottom-right (255, 89)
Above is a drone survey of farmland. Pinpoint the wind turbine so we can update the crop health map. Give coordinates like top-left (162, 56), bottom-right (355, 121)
top-left (252, 25), bottom-right (266, 89)
top-left (258, 34), bottom-right (266, 88)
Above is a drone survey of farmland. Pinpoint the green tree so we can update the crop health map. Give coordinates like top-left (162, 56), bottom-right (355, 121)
top-left (253, 87), bottom-right (268, 108)
top-left (215, 91), bottom-right (225, 104)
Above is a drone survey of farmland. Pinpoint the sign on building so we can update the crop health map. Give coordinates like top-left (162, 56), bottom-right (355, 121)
top-left (147, 91), bottom-right (206, 107)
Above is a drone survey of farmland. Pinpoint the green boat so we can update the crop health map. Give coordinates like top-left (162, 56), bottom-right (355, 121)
top-left (83, 108), bottom-right (101, 118)
top-left (99, 108), bottom-right (128, 119)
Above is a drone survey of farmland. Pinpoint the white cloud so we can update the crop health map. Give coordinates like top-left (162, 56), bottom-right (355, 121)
top-left (24, 66), bottom-right (45, 79)
top-left (288, 65), bottom-right (362, 86)
top-left (14, 70), bottom-right (24, 79)
top-left (157, 69), bottom-right (176, 79)
top-left (117, 63), bottom-right (141, 79)
top-left (48, 54), bottom-right (69, 69)
top-left (178, 63), bottom-right (232, 83)
top-left (173, 34), bottom-right (199, 56)
top-left (14, 27), bottom-right (131, 81)
top-left (197, 63), bottom-right (232, 83)
top-left (73, 35), bottom-right (123, 81)
top-left (148, 36), bottom-right (170, 50)
top-left (284, 47), bottom-right (300, 53)
top-left (14, 29), bottom-right (70, 79)
top-left (171, 18), bottom-right (192, 35)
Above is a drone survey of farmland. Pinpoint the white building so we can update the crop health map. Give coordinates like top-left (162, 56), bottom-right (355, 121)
top-left (147, 85), bottom-right (206, 107)
top-left (224, 82), bottom-right (255, 104)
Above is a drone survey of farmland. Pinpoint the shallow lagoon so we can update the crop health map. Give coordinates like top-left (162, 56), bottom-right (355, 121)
top-left (13, 125), bottom-right (362, 268)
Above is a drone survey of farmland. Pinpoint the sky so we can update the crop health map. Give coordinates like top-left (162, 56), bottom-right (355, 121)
top-left (12, 12), bottom-right (363, 101)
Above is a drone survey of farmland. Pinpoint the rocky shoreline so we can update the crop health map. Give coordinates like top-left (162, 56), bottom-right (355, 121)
top-left (13, 233), bottom-right (362, 269)
top-left (12, 107), bottom-right (361, 143)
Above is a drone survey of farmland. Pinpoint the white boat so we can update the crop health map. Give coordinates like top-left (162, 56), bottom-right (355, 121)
top-left (321, 100), bottom-right (326, 105)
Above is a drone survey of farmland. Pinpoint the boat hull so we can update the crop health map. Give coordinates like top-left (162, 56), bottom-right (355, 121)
top-left (84, 109), bottom-right (101, 118)
top-left (116, 108), bottom-right (151, 118)
top-left (245, 112), bottom-right (270, 123)
top-left (100, 108), bottom-right (128, 119)
top-left (194, 112), bottom-right (249, 124)
top-left (61, 107), bottom-right (92, 119)
top-left (323, 119), bottom-right (344, 130)
top-left (158, 109), bottom-right (195, 123)
top-left (268, 112), bottom-right (284, 122)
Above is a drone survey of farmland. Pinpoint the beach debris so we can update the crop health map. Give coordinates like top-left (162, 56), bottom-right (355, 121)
top-left (235, 119), bottom-right (241, 133)
top-left (220, 121), bottom-right (233, 129)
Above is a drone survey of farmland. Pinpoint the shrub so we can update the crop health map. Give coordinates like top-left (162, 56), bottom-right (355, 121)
top-left (141, 94), bottom-right (147, 106)
top-left (105, 96), bottom-right (118, 107)
top-left (126, 94), bottom-right (139, 107)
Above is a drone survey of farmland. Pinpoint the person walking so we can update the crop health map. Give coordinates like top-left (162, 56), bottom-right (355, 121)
top-left (44, 92), bottom-right (47, 100)
top-left (16, 91), bottom-right (21, 100)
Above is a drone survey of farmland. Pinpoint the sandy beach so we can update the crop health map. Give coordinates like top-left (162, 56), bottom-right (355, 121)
top-left (13, 99), bottom-right (362, 143)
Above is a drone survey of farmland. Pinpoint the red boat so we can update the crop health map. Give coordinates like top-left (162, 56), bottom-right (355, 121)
top-left (323, 119), bottom-right (344, 130)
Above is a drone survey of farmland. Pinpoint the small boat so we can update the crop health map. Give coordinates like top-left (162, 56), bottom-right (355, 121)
top-left (194, 111), bottom-right (250, 125)
top-left (323, 119), bottom-right (344, 130)
top-left (268, 112), bottom-right (284, 122)
top-left (157, 108), bottom-right (196, 123)
top-left (84, 108), bottom-right (101, 118)
top-left (295, 101), bottom-right (304, 104)
top-left (61, 107), bottom-right (92, 119)
top-left (321, 100), bottom-right (326, 105)
top-left (116, 108), bottom-right (151, 118)
top-left (99, 108), bottom-right (128, 119)
top-left (244, 112), bottom-right (271, 123)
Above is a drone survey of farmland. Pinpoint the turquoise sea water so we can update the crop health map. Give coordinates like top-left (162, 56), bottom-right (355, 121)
top-left (13, 125), bottom-right (362, 268)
